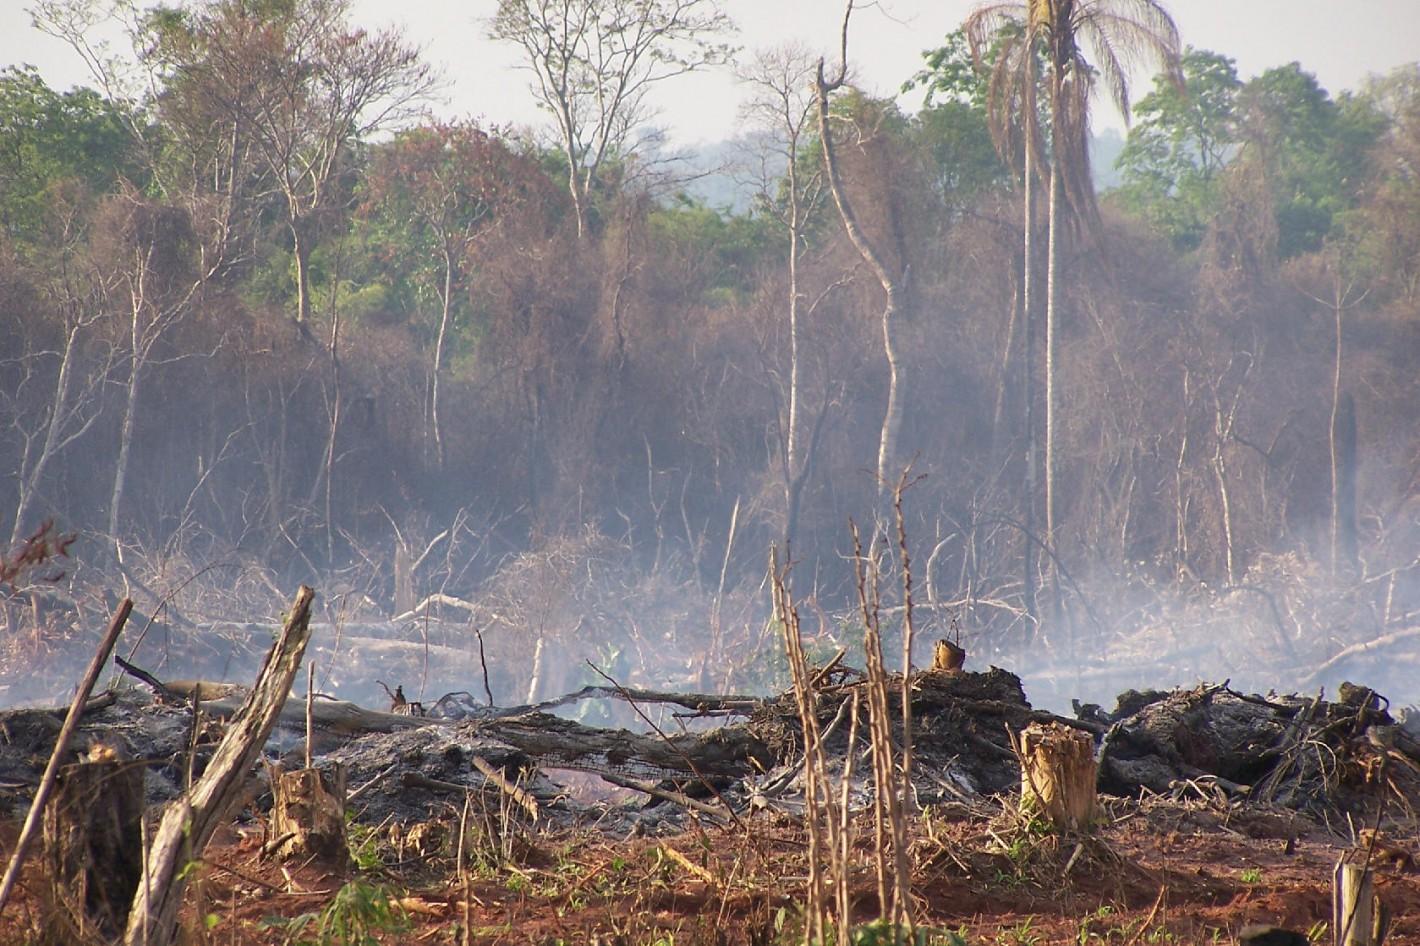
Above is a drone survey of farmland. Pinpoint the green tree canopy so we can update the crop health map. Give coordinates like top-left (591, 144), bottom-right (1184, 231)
top-left (0, 66), bottom-right (137, 241)
top-left (905, 30), bottom-right (1013, 211)
top-left (1235, 62), bottom-right (1386, 258)
top-left (1114, 48), bottom-right (1241, 249)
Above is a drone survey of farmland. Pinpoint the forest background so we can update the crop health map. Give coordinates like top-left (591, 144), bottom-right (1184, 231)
top-left (3, 0), bottom-right (1419, 712)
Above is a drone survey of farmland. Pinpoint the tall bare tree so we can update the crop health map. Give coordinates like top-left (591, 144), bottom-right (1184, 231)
top-left (3, 202), bottom-right (114, 547)
top-left (738, 45), bottom-right (830, 551)
top-left (490, 0), bottom-right (735, 238)
top-left (816, 6), bottom-right (910, 506)
top-left (94, 189), bottom-right (201, 551)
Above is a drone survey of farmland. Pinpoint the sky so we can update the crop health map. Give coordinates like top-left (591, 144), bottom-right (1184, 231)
top-left (2, 0), bottom-right (1418, 147)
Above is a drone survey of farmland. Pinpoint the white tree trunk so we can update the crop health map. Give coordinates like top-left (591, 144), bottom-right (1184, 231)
top-left (11, 327), bottom-right (87, 547)
top-left (430, 243), bottom-right (455, 468)
top-left (107, 350), bottom-right (141, 549)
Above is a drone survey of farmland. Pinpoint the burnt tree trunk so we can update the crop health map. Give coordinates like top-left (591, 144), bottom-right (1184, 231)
top-left (41, 754), bottom-right (143, 942)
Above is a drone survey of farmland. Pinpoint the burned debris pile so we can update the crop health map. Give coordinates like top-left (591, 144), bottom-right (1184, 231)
top-left (3, 660), bottom-right (1415, 832)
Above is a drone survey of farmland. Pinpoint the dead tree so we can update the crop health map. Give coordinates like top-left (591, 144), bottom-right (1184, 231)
top-left (124, 585), bottom-right (316, 946)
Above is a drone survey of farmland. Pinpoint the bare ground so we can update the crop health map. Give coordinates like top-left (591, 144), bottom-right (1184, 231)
top-left (2, 785), bottom-right (1417, 945)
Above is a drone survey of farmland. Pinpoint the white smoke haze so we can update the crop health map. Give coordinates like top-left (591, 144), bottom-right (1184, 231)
top-left (4, 504), bottom-right (1416, 729)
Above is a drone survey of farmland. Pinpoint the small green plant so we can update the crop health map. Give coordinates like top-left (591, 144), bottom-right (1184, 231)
top-left (262, 880), bottom-right (408, 946)
top-left (996, 916), bottom-right (1042, 946)
top-left (1075, 905), bottom-right (1113, 944)
top-left (346, 816), bottom-right (386, 872)
top-left (1239, 867), bottom-right (1263, 885)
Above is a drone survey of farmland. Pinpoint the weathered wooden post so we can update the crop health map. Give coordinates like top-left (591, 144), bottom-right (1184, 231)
top-left (1012, 721), bottom-right (1097, 831)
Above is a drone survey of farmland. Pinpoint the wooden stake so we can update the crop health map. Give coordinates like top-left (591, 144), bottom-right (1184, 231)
top-left (305, 662), bottom-right (315, 769)
top-left (0, 598), bottom-right (132, 915)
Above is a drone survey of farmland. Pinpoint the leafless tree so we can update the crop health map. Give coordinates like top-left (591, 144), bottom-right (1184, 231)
top-left (94, 190), bottom-right (203, 552)
top-left (489, 0), bottom-right (735, 238)
top-left (2, 205), bottom-right (114, 547)
top-left (738, 45), bottom-right (835, 551)
top-left (816, 3), bottom-right (910, 505)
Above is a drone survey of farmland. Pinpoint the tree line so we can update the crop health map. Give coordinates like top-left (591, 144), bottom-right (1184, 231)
top-left (3, 0), bottom-right (1419, 657)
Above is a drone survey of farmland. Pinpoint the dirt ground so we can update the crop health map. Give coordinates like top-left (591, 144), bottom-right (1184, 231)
top-left (3, 789), bottom-right (1416, 946)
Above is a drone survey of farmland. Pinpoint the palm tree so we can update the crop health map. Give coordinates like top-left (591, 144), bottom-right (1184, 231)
top-left (967, 0), bottom-right (1180, 626)
top-left (964, 14), bottom-right (1047, 626)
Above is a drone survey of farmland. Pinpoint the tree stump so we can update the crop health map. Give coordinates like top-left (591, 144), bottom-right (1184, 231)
top-left (1333, 850), bottom-right (1391, 946)
top-left (266, 762), bottom-right (348, 866)
top-left (931, 639), bottom-right (966, 674)
top-left (1014, 722), bottom-right (1097, 831)
top-left (41, 747), bottom-right (144, 942)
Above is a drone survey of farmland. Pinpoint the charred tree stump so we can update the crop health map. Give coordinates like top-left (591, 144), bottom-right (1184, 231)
top-left (1333, 851), bottom-right (1390, 946)
top-left (0, 599), bottom-right (132, 916)
top-left (40, 751), bottom-right (143, 942)
top-left (266, 762), bottom-right (348, 866)
top-left (931, 639), bottom-right (965, 674)
top-left (1013, 721), bottom-right (1097, 831)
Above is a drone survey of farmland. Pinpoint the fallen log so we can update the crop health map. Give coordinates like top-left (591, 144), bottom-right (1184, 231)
top-left (115, 656), bottom-right (430, 737)
top-left (477, 712), bottom-right (774, 782)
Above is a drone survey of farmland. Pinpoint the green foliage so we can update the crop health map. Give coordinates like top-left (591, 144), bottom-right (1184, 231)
top-left (1236, 63), bottom-right (1386, 258)
top-left (647, 196), bottom-right (776, 304)
top-left (904, 28), bottom-right (1014, 208)
top-left (262, 880), bottom-right (408, 946)
top-left (905, 30), bottom-right (991, 111)
top-left (0, 66), bottom-right (137, 241)
top-left (346, 813), bottom-right (387, 872)
top-left (912, 101), bottom-right (1012, 211)
top-left (996, 916), bottom-right (1042, 946)
top-left (1115, 53), bottom-right (1388, 258)
top-left (849, 919), bottom-right (970, 946)
top-left (1114, 48), bottom-right (1241, 250)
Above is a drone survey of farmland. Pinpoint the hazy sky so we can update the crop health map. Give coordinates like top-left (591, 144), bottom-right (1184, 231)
top-left (3, 0), bottom-right (1418, 145)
